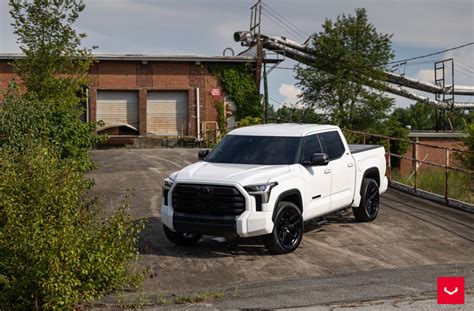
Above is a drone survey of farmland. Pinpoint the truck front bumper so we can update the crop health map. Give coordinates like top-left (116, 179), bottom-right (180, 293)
top-left (161, 204), bottom-right (273, 238)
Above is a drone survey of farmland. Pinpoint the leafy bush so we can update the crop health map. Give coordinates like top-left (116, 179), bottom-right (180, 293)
top-left (1, 1), bottom-right (143, 308)
top-left (0, 86), bottom-right (102, 171)
top-left (458, 122), bottom-right (474, 170)
top-left (213, 100), bottom-right (226, 133)
top-left (0, 144), bottom-right (143, 309)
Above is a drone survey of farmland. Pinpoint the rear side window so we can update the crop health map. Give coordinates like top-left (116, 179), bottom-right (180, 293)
top-left (302, 134), bottom-right (323, 161)
top-left (318, 131), bottom-right (345, 160)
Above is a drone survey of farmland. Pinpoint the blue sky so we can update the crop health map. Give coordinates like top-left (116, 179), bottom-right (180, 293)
top-left (1, 0), bottom-right (473, 108)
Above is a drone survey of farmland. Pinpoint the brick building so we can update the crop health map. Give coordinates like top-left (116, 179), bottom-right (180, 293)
top-left (399, 131), bottom-right (467, 176)
top-left (0, 53), bottom-right (259, 141)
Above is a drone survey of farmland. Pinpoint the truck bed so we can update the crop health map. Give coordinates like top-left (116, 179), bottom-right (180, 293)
top-left (348, 144), bottom-right (383, 154)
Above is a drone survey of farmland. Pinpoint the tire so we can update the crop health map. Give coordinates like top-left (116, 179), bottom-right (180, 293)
top-left (353, 178), bottom-right (380, 222)
top-left (163, 225), bottom-right (202, 246)
top-left (264, 201), bottom-right (304, 254)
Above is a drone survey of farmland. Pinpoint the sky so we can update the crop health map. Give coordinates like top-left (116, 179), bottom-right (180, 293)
top-left (1, 0), bottom-right (473, 109)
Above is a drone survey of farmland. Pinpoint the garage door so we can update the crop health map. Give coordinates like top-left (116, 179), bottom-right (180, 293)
top-left (96, 91), bottom-right (139, 130)
top-left (147, 91), bottom-right (188, 135)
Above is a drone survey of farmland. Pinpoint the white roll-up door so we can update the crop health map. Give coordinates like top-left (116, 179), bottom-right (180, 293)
top-left (147, 91), bottom-right (188, 135)
top-left (96, 91), bottom-right (139, 130)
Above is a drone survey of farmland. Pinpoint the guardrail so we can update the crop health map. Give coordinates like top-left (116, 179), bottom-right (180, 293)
top-left (344, 129), bottom-right (473, 212)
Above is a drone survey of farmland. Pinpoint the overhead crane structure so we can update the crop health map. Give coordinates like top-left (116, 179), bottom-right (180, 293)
top-left (234, 1), bottom-right (474, 112)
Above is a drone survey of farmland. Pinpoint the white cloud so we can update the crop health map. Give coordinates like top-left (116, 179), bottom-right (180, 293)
top-left (279, 83), bottom-right (301, 105)
top-left (415, 69), bottom-right (435, 83)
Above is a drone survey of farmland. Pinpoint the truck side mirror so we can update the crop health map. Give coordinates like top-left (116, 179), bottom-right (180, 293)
top-left (198, 149), bottom-right (209, 160)
top-left (311, 153), bottom-right (329, 166)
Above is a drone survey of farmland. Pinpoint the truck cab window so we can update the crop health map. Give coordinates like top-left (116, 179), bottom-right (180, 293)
top-left (318, 131), bottom-right (345, 160)
top-left (302, 134), bottom-right (323, 161)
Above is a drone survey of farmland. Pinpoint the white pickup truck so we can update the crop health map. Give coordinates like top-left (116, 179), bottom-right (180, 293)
top-left (161, 124), bottom-right (388, 253)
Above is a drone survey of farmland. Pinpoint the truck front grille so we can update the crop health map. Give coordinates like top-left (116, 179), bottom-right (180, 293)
top-left (171, 183), bottom-right (245, 216)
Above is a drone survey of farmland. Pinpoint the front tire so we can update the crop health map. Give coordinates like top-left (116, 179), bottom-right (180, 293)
top-left (353, 178), bottom-right (379, 222)
top-left (264, 201), bottom-right (303, 254)
top-left (163, 225), bottom-right (202, 246)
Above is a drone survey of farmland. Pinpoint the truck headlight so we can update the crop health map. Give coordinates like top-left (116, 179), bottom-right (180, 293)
top-left (162, 176), bottom-right (175, 205)
top-left (163, 176), bottom-right (175, 189)
top-left (244, 182), bottom-right (278, 203)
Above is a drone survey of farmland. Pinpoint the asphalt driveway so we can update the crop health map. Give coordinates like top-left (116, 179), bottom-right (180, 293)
top-left (89, 148), bottom-right (473, 309)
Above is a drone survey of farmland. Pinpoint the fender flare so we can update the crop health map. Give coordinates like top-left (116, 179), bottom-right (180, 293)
top-left (272, 189), bottom-right (303, 221)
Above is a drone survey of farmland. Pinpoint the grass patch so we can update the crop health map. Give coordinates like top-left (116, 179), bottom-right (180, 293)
top-left (391, 168), bottom-right (473, 204)
top-left (112, 289), bottom-right (229, 308)
top-left (171, 290), bottom-right (226, 304)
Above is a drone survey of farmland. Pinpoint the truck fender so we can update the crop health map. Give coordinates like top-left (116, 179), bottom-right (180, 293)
top-left (272, 189), bottom-right (303, 221)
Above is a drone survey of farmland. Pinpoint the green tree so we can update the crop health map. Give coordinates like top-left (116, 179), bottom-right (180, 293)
top-left (8, 0), bottom-right (101, 171)
top-left (271, 105), bottom-right (325, 123)
top-left (1, 1), bottom-right (143, 308)
top-left (391, 102), bottom-right (436, 130)
top-left (9, 0), bottom-right (91, 100)
top-left (391, 102), bottom-right (473, 131)
top-left (295, 8), bottom-right (394, 131)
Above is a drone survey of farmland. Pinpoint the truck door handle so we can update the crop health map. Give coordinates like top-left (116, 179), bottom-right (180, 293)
top-left (347, 162), bottom-right (354, 168)
top-left (324, 168), bottom-right (332, 174)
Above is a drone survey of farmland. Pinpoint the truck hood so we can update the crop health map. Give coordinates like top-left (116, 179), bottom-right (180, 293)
top-left (175, 161), bottom-right (290, 186)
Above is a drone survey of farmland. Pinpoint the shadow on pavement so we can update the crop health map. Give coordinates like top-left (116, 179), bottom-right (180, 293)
top-left (138, 213), bottom-right (356, 259)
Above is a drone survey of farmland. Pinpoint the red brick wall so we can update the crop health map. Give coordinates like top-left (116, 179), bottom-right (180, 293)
top-left (0, 59), bottom-right (235, 137)
top-left (399, 138), bottom-right (465, 176)
top-left (0, 61), bottom-right (18, 100)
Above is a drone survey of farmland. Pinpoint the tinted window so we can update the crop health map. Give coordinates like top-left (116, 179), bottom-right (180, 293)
top-left (206, 135), bottom-right (300, 165)
top-left (302, 134), bottom-right (323, 161)
top-left (318, 131), bottom-right (345, 160)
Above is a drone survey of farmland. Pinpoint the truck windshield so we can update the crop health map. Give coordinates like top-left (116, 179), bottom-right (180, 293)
top-left (206, 135), bottom-right (300, 165)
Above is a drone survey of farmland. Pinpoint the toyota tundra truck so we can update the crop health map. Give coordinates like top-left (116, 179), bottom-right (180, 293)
top-left (161, 124), bottom-right (388, 253)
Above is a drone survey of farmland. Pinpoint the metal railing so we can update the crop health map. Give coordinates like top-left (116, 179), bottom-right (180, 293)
top-left (345, 129), bottom-right (473, 212)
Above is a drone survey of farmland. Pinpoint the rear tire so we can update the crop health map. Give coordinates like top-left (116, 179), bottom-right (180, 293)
top-left (353, 178), bottom-right (379, 222)
top-left (163, 225), bottom-right (202, 246)
top-left (264, 201), bottom-right (303, 254)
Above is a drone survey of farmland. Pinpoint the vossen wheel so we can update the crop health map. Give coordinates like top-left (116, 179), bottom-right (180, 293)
top-left (264, 201), bottom-right (303, 254)
top-left (163, 225), bottom-right (202, 246)
top-left (353, 178), bottom-right (379, 222)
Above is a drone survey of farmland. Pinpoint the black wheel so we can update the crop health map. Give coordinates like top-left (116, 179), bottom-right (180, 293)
top-left (163, 225), bottom-right (202, 246)
top-left (353, 178), bottom-right (379, 222)
top-left (264, 201), bottom-right (303, 254)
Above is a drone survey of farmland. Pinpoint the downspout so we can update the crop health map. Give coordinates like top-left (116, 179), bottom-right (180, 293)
top-left (86, 87), bottom-right (89, 122)
top-left (196, 87), bottom-right (201, 141)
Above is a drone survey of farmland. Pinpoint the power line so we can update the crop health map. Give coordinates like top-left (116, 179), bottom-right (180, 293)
top-left (388, 42), bottom-right (474, 64)
top-left (273, 66), bottom-right (296, 70)
top-left (261, 2), bottom-right (308, 38)
top-left (260, 2), bottom-right (309, 42)
top-left (261, 11), bottom-right (307, 42)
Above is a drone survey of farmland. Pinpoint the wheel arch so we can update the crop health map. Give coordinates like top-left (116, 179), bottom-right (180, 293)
top-left (361, 167), bottom-right (380, 194)
top-left (273, 189), bottom-right (303, 221)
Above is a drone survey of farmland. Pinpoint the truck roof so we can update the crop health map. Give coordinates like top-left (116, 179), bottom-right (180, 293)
top-left (228, 123), bottom-right (339, 137)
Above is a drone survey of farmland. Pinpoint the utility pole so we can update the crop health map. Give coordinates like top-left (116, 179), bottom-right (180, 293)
top-left (263, 60), bottom-right (269, 123)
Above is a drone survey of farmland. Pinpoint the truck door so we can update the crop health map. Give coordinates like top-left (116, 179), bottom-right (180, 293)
top-left (318, 131), bottom-right (356, 211)
top-left (300, 134), bottom-right (332, 219)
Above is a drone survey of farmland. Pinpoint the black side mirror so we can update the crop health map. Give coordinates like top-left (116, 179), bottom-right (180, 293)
top-left (311, 153), bottom-right (329, 166)
top-left (198, 149), bottom-right (209, 160)
top-left (302, 153), bottom-right (329, 166)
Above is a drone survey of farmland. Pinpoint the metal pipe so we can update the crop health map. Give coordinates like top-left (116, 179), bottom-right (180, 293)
top-left (445, 149), bottom-right (449, 204)
top-left (86, 87), bottom-right (89, 122)
top-left (196, 87), bottom-right (201, 141)
top-left (235, 31), bottom-right (474, 106)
